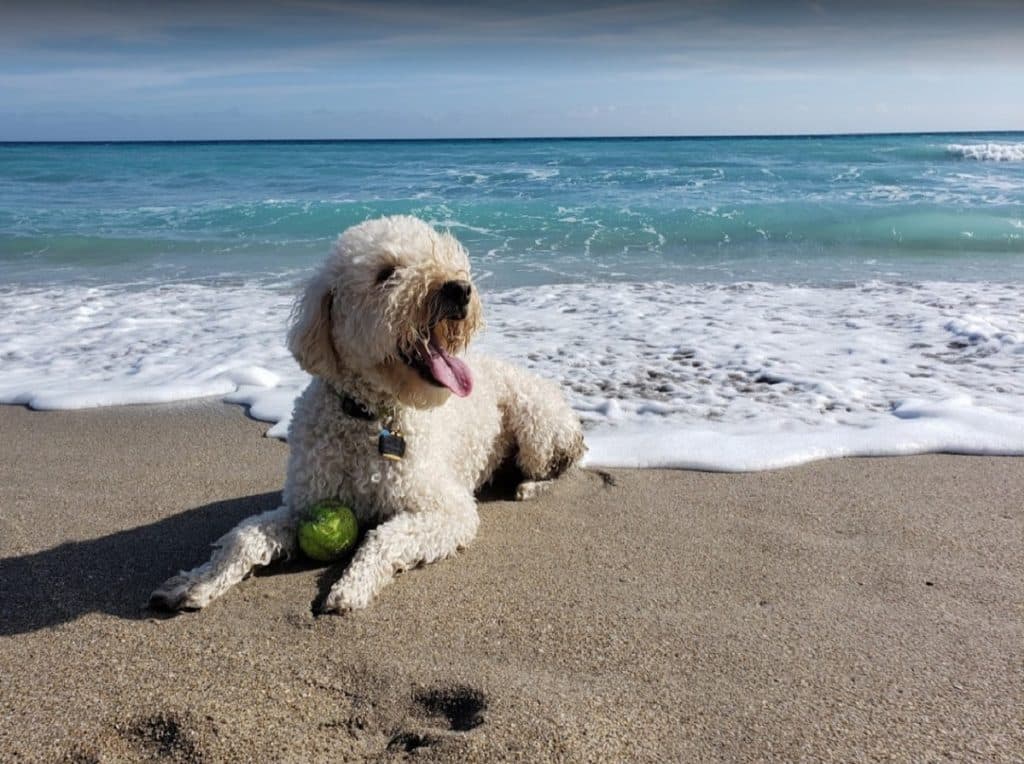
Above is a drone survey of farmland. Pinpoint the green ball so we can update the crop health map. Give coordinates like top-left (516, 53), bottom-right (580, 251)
top-left (297, 500), bottom-right (359, 562)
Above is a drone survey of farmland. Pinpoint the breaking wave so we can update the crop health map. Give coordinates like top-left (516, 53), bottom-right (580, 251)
top-left (948, 143), bottom-right (1024, 161)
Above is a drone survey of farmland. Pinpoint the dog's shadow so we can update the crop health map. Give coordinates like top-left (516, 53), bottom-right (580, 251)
top-left (1, 466), bottom-right (529, 636)
top-left (0, 491), bottom-right (312, 637)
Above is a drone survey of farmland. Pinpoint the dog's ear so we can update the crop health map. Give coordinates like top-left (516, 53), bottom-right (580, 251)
top-left (287, 272), bottom-right (341, 379)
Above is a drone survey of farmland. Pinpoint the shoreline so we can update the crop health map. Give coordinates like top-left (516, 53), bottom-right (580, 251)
top-left (1, 402), bottom-right (1022, 761)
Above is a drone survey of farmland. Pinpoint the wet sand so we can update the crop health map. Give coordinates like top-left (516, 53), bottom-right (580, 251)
top-left (1, 402), bottom-right (1021, 762)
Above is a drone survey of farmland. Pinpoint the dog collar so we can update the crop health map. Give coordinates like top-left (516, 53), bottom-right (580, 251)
top-left (331, 385), bottom-right (406, 462)
top-left (339, 392), bottom-right (376, 421)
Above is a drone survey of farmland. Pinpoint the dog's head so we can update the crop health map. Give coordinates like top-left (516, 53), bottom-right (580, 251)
top-left (288, 215), bottom-right (483, 408)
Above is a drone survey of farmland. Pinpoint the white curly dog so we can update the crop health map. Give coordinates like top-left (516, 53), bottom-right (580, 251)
top-left (151, 215), bottom-right (585, 614)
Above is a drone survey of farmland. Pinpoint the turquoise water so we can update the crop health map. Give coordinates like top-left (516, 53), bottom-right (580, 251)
top-left (3, 134), bottom-right (1024, 466)
top-left (2, 133), bottom-right (1023, 287)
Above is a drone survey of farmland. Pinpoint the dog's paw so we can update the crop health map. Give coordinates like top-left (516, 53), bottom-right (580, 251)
top-left (318, 582), bottom-right (373, 616)
top-left (316, 597), bottom-right (350, 616)
top-left (148, 573), bottom-right (209, 612)
top-left (515, 479), bottom-right (554, 502)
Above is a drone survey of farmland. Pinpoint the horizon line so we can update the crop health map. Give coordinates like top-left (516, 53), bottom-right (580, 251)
top-left (2, 128), bottom-right (1022, 146)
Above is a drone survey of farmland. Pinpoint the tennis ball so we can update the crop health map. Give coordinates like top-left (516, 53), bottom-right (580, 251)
top-left (297, 500), bottom-right (359, 562)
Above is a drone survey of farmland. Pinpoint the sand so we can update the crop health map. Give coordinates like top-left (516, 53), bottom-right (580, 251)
top-left (1, 402), bottom-right (1022, 762)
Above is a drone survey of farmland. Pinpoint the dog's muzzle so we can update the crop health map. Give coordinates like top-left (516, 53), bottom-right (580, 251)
top-left (439, 280), bottom-right (472, 320)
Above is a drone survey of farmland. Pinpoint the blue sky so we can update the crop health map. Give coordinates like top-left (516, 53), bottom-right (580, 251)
top-left (2, 1), bottom-right (1022, 140)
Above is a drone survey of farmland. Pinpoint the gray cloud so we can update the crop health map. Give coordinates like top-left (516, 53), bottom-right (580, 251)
top-left (2, 0), bottom-right (1021, 139)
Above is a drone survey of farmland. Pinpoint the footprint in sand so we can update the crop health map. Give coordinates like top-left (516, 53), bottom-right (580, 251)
top-left (386, 683), bottom-right (490, 754)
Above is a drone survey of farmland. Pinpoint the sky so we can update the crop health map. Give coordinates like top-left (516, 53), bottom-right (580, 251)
top-left (2, 0), bottom-right (1023, 140)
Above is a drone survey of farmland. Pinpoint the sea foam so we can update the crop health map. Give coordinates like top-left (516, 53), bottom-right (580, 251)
top-left (948, 143), bottom-right (1024, 161)
top-left (2, 279), bottom-right (1023, 471)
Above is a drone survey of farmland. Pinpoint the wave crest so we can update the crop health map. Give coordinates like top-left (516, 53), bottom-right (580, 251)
top-left (948, 143), bottom-right (1024, 161)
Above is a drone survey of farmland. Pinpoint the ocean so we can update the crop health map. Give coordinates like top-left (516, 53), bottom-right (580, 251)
top-left (2, 134), bottom-right (1023, 469)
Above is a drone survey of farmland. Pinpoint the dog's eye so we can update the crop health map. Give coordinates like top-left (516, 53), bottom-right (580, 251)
top-left (376, 266), bottom-right (396, 285)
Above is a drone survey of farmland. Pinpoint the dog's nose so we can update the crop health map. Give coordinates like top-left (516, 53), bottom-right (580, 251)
top-left (440, 280), bottom-right (472, 308)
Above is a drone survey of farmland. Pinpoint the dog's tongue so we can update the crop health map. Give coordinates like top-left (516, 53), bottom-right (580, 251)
top-left (426, 334), bottom-right (473, 397)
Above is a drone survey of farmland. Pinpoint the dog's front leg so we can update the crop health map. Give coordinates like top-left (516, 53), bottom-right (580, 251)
top-left (149, 505), bottom-right (297, 611)
top-left (319, 488), bottom-right (478, 614)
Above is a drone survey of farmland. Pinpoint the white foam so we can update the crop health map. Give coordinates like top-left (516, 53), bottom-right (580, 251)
top-left (584, 399), bottom-right (1024, 471)
top-left (524, 168), bottom-right (560, 181)
top-left (2, 279), bottom-right (1023, 472)
top-left (0, 282), bottom-right (305, 412)
top-left (948, 143), bottom-right (1024, 161)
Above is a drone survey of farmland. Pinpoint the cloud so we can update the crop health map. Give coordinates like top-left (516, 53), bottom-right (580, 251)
top-left (1, 1), bottom-right (1022, 139)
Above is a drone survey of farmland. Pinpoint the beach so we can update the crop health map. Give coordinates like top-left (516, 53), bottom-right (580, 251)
top-left (2, 0), bottom-right (1024, 755)
top-left (2, 134), bottom-right (1023, 762)
top-left (1, 402), bottom-right (1021, 762)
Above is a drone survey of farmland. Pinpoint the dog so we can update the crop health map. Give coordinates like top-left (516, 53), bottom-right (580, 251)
top-left (150, 215), bottom-right (585, 614)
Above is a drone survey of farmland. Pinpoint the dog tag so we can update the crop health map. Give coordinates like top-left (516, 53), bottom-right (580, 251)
top-left (378, 428), bottom-right (406, 461)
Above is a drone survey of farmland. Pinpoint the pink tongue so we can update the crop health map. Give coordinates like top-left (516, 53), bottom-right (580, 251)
top-left (426, 341), bottom-right (473, 397)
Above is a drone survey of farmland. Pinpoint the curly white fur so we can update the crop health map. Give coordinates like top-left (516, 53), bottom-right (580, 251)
top-left (151, 215), bottom-right (585, 614)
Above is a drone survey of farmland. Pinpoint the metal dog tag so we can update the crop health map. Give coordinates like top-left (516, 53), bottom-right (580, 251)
top-left (378, 428), bottom-right (406, 461)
